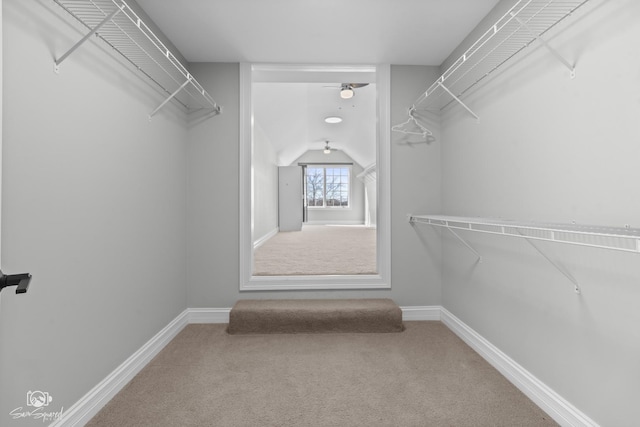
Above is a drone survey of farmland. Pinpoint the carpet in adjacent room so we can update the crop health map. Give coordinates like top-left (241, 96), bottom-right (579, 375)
top-left (253, 225), bottom-right (377, 276)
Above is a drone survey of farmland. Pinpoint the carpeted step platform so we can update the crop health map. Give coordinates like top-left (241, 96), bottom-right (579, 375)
top-left (227, 298), bottom-right (404, 334)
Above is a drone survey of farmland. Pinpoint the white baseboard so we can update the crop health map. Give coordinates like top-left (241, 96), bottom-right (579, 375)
top-left (50, 310), bottom-right (190, 427)
top-left (253, 227), bottom-right (279, 249)
top-left (304, 221), bottom-right (365, 225)
top-left (400, 305), bottom-right (441, 321)
top-left (185, 307), bottom-right (440, 323)
top-left (440, 308), bottom-right (599, 427)
top-left (188, 307), bottom-right (231, 323)
top-left (54, 305), bottom-right (597, 427)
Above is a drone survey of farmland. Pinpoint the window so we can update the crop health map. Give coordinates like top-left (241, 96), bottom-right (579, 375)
top-left (306, 166), bottom-right (350, 208)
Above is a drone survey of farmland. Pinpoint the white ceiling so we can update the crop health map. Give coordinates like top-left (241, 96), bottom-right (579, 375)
top-left (136, 0), bottom-right (500, 167)
top-left (136, 0), bottom-right (500, 65)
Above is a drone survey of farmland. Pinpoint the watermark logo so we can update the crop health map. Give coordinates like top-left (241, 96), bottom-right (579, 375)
top-left (27, 391), bottom-right (52, 408)
top-left (9, 390), bottom-right (63, 423)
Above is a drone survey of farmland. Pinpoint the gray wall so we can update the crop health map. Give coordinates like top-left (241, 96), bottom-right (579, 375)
top-left (12, 0), bottom-right (631, 423)
top-left (0, 0), bottom-right (188, 424)
top-left (439, 1), bottom-right (640, 425)
top-left (187, 63), bottom-right (442, 307)
top-left (292, 149), bottom-right (366, 225)
top-left (253, 122), bottom-right (279, 243)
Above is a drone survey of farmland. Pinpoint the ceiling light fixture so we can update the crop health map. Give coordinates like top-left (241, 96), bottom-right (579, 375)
top-left (340, 87), bottom-right (354, 99)
top-left (323, 142), bottom-right (331, 154)
top-left (338, 83), bottom-right (368, 99)
top-left (324, 116), bottom-right (342, 124)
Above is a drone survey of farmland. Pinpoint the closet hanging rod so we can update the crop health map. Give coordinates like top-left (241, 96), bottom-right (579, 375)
top-left (53, 0), bottom-right (222, 117)
top-left (393, 0), bottom-right (589, 132)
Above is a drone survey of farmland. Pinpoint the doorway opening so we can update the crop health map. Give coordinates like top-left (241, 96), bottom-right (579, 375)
top-left (239, 64), bottom-right (390, 291)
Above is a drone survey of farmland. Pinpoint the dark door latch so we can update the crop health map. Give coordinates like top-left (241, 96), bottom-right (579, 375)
top-left (0, 270), bottom-right (31, 294)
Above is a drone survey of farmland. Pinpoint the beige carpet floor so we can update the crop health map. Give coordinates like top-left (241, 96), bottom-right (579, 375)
top-left (86, 322), bottom-right (557, 427)
top-left (253, 225), bottom-right (377, 276)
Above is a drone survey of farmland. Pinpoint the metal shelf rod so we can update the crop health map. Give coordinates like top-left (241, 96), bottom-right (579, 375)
top-left (392, 0), bottom-right (590, 137)
top-left (149, 76), bottom-right (192, 118)
top-left (436, 81), bottom-right (479, 121)
top-left (409, 214), bottom-right (640, 294)
top-left (409, 215), bottom-right (640, 254)
top-left (510, 12), bottom-right (576, 78)
top-left (54, 6), bottom-right (123, 71)
top-left (52, 0), bottom-right (222, 117)
top-left (446, 227), bottom-right (483, 263)
top-left (412, 0), bottom-right (532, 110)
top-left (517, 229), bottom-right (580, 293)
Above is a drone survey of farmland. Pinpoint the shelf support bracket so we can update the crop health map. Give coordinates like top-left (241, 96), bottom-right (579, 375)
top-left (511, 13), bottom-right (576, 79)
top-left (446, 227), bottom-right (482, 263)
top-left (54, 7), bottom-right (123, 73)
top-left (436, 81), bottom-right (480, 121)
top-left (517, 230), bottom-right (580, 294)
top-left (409, 216), bottom-right (482, 263)
top-left (149, 76), bottom-right (193, 118)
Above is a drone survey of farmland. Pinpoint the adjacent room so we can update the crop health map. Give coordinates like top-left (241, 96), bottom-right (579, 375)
top-left (251, 69), bottom-right (378, 277)
top-left (1, 0), bottom-right (639, 426)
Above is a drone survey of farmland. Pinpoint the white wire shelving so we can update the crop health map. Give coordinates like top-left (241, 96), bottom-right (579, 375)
top-left (409, 215), bottom-right (640, 293)
top-left (393, 0), bottom-right (590, 137)
top-left (52, 0), bottom-right (221, 118)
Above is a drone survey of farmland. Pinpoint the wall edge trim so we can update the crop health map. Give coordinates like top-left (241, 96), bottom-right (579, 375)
top-left (253, 227), bottom-right (279, 250)
top-left (49, 310), bottom-right (189, 427)
top-left (187, 307), bottom-right (232, 323)
top-left (440, 307), bottom-right (599, 427)
top-left (400, 305), bottom-right (441, 321)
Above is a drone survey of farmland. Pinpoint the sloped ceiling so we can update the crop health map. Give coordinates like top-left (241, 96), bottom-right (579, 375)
top-left (253, 82), bottom-right (376, 167)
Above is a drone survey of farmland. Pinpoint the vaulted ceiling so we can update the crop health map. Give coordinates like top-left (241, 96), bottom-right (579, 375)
top-left (254, 81), bottom-right (377, 167)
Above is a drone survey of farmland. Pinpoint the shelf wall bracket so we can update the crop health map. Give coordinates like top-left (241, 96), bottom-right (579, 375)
top-left (510, 13), bottom-right (576, 79)
top-left (54, 7), bottom-right (123, 73)
top-left (436, 81), bottom-right (480, 122)
top-left (446, 227), bottom-right (483, 263)
top-left (149, 76), bottom-right (193, 119)
top-left (517, 229), bottom-right (580, 294)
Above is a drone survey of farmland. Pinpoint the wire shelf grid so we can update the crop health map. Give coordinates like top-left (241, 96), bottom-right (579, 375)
top-left (53, 0), bottom-right (221, 116)
top-left (422, 0), bottom-right (588, 109)
top-left (393, 0), bottom-right (590, 136)
top-left (409, 215), bottom-right (640, 254)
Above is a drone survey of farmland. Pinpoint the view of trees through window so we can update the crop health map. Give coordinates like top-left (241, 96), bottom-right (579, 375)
top-left (306, 166), bottom-right (350, 207)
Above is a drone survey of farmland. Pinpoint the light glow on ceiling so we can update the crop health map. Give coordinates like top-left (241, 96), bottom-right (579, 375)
top-left (324, 116), bottom-right (343, 124)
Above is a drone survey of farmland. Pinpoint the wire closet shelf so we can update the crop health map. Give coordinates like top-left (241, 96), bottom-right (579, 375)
top-left (53, 0), bottom-right (221, 118)
top-left (392, 0), bottom-right (590, 137)
top-left (409, 215), bottom-right (640, 255)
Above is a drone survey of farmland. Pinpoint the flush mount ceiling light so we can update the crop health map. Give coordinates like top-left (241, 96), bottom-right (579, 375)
top-left (324, 116), bottom-right (343, 124)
